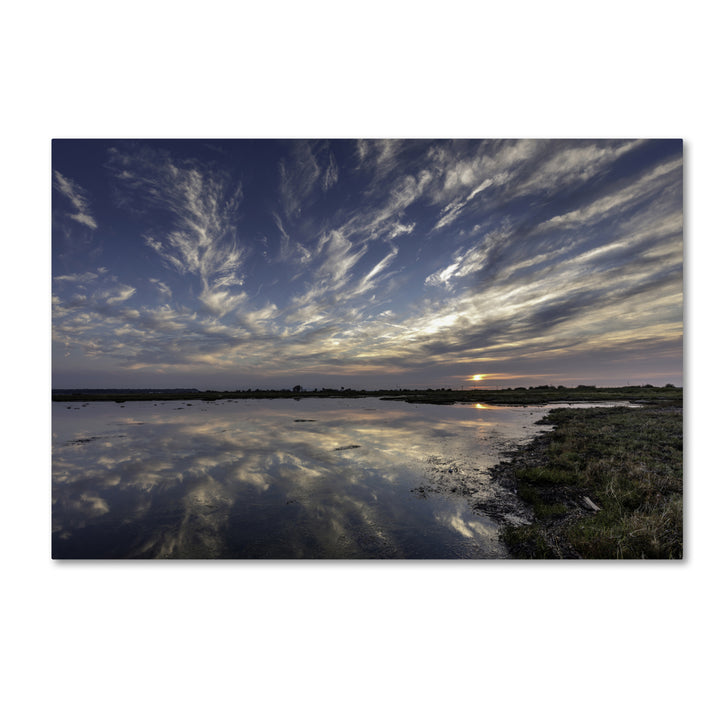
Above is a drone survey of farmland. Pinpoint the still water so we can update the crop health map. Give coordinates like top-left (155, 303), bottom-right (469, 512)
top-left (52, 397), bottom-right (562, 559)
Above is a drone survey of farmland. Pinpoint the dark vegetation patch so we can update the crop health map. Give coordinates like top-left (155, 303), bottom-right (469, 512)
top-left (52, 385), bottom-right (682, 406)
top-left (494, 404), bottom-right (683, 559)
top-left (64, 434), bottom-right (127, 446)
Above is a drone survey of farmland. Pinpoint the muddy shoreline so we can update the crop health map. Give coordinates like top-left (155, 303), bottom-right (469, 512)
top-left (486, 423), bottom-right (587, 558)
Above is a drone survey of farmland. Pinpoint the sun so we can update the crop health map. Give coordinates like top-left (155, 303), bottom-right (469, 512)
top-left (472, 374), bottom-right (485, 381)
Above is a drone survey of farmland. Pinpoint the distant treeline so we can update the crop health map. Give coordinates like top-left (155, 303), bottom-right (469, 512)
top-left (53, 388), bottom-right (201, 395)
top-left (52, 384), bottom-right (682, 407)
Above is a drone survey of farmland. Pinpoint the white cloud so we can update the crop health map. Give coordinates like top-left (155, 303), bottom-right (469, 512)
top-left (105, 285), bottom-right (136, 305)
top-left (149, 278), bottom-right (172, 297)
top-left (199, 288), bottom-right (247, 317)
top-left (273, 212), bottom-right (290, 244)
top-left (272, 211), bottom-right (311, 264)
top-left (53, 170), bottom-right (98, 229)
top-left (425, 225), bottom-right (510, 288)
top-left (433, 178), bottom-right (495, 231)
top-left (278, 142), bottom-right (321, 219)
top-left (323, 151), bottom-right (339, 191)
top-left (387, 221), bottom-right (415, 239)
top-left (359, 139), bottom-right (405, 179)
top-left (109, 147), bottom-right (247, 315)
top-left (425, 262), bottom-right (460, 288)
top-left (315, 230), bottom-right (367, 286)
top-left (53, 271), bottom-right (99, 283)
top-left (537, 156), bottom-right (682, 232)
top-left (356, 139), bottom-right (369, 165)
top-left (353, 244), bottom-right (400, 296)
top-left (69, 213), bottom-right (98, 230)
top-left (515, 140), bottom-right (643, 196)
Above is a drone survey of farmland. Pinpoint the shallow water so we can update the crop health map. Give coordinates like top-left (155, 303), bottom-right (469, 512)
top-left (51, 397), bottom-right (623, 559)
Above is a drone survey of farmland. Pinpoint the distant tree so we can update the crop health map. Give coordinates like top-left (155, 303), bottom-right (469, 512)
top-left (292, 385), bottom-right (303, 393)
top-left (664, 383), bottom-right (676, 388)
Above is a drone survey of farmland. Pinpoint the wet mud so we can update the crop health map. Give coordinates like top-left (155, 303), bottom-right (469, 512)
top-left (412, 453), bottom-right (533, 526)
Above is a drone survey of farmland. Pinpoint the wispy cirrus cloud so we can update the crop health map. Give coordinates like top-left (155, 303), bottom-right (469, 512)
top-left (108, 145), bottom-right (246, 317)
top-left (272, 211), bottom-right (311, 265)
top-left (314, 229), bottom-right (366, 286)
top-left (279, 142), bottom-right (320, 219)
top-left (54, 270), bottom-right (104, 284)
top-left (52, 139), bottom-right (682, 389)
top-left (149, 278), bottom-right (172, 298)
top-left (513, 139), bottom-right (643, 197)
top-left (536, 156), bottom-right (682, 233)
top-left (278, 141), bottom-right (339, 220)
top-left (53, 170), bottom-right (98, 229)
top-left (355, 139), bottom-right (406, 179)
top-left (407, 164), bottom-right (682, 377)
top-left (433, 178), bottom-right (494, 231)
top-left (322, 150), bottom-right (339, 191)
top-left (425, 140), bottom-right (645, 234)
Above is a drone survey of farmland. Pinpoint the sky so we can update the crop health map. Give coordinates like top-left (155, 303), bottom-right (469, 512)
top-left (52, 139), bottom-right (683, 390)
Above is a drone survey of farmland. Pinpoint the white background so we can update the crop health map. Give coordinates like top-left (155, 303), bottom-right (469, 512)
top-left (2, 2), bottom-right (716, 718)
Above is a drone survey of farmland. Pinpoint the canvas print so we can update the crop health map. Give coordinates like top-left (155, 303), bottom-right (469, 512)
top-left (52, 139), bottom-right (683, 559)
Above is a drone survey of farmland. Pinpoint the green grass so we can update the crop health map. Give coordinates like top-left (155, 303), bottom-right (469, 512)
top-left (499, 405), bottom-right (683, 559)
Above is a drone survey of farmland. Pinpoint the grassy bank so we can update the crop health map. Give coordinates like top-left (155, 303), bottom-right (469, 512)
top-left (496, 404), bottom-right (683, 559)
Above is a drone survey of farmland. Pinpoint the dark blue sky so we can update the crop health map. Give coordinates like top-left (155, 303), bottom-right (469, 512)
top-left (52, 139), bottom-right (683, 389)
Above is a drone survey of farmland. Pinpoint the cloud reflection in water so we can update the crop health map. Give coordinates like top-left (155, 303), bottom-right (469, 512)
top-left (52, 398), bottom-right (545, 558)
